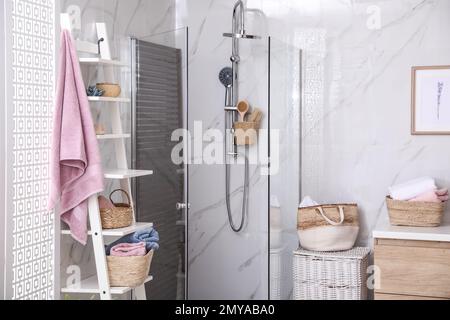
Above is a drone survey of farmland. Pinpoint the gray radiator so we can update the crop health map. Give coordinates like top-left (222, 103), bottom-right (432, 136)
top-left (132, 39), bottom-right (184, 300)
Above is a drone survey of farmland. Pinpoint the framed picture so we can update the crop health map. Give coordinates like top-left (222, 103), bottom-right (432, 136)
top-left (411, 65), bottom-right (450, 135)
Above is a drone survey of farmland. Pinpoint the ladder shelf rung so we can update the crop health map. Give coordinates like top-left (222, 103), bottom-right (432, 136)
top-left (97, 134), bottom-right (131, 140)
top-left (103, 169), bottom-right (153, 179)
top-left (88, 97), bottom-right (131, 103)
top-left (61, 275), bottom-right (153, 295)
top-left (61, 222), bottom-right (154, 237)
top-left (79, 57), bottom-right (128, 67)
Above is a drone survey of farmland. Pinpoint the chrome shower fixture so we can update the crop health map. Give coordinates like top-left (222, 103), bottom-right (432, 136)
top-left (220, 0), bottom-right (259, 233)
top-left (223, 1), bottom-right (260, 40)
top-left (219, 67), bottom-right (233, 108)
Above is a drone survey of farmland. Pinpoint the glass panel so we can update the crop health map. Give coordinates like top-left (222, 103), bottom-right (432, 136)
top-left (187, 33), bottom-right (270, 299)
top-left (132, 28), bottom-right (188, 300)
top-left (269, 37), bottom-right (301, 300)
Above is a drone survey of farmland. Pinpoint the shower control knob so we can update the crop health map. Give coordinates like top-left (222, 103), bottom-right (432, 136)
top-left (176, 203), bottom-right (189, 210)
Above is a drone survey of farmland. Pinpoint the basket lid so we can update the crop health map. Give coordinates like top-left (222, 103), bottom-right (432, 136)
top-left (294, 247), bottom-right (371, 259)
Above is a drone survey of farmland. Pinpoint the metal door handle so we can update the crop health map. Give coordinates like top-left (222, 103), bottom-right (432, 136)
top-left (176, 203), bottom-right (189, 210)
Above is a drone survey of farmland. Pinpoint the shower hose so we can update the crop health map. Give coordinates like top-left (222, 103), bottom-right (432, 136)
top-left (225, 145), bottom-right (250, 233)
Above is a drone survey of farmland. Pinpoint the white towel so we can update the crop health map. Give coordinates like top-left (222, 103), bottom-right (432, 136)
top-left (389, 177), bottom-right (436, 201)
top-left (299, 196), bottom-right (319, 208)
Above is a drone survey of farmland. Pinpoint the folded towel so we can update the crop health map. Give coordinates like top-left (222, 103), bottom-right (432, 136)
top-left (299, 196), bottom-right (319, 208)
top-left (133, 228), bottom-right (160, 251)
top-left (409, 190), bottom-right (441, 203)
top-left (105, 228), bottom-right (160, 255)
top-left (48, 30), bottom-right (104, 245)
top-left (388, 177), bottom-right (436, 201)
top-left (409, 188), bottom-right (449, 203)
top-left (110, 242), bottom-right (147, 257)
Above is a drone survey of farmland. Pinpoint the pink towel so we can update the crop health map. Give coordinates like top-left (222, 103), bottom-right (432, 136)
top-left (110, 242), bottom-right (147, 257)
top-left (48, 30), bottom-right (104, 245)
top-left (409, 188), bottom-right (449, 203)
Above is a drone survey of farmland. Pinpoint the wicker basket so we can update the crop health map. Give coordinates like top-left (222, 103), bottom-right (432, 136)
top-left (233, 122), bottom-right (259, 146)
top-left (297, 204), bottom-right (359, 252)
top-left (293, 247), bottom-right (370, 300)
top-left (270, 247), bottom-right (290, 300)
top-left (386, 196), bottom-right (445, 227)
top-left (100, 189), bottom-right (133, 229)
top-left (96, 83), bottom-right (121, 98)
top-left (107, 250), bottom-right (154, 287)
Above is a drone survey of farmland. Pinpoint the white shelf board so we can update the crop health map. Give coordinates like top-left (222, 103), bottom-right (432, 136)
top-left (97, 134), bottom-right (131, 140)
top-left (373, 221), bottom-right (450, 242)
top-left (79, 57), bottom-right (128, 67)
top-left (61, 222), bottom-right (154, 237)
top-left (61, 275), bottom-right (153, 295)
top-left (104, 169), bottom-right (153, 179)
top-left (88, 96), bottom-right (131, 103)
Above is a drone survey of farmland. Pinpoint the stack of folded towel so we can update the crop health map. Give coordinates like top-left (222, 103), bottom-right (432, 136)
top-left (389, 177), bottom-right (449, 203)
top-left (106, 227), bottom-right (159, 257)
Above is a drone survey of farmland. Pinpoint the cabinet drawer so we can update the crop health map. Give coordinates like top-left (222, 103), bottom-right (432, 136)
top-left (375, 293), bottom-right (448, 300)
top-left (374, 239), bottom-right (450, 299)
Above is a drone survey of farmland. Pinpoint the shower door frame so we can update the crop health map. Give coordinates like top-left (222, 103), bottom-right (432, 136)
top-left (1, 0), bottom-right (6, 299)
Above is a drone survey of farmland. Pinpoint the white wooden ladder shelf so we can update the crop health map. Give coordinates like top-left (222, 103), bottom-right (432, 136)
top-left (60, 14), bottom-right (154, 300)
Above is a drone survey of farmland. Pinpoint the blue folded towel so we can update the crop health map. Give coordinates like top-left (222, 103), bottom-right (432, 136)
top-left (105, 228), bottom-right (160, 255)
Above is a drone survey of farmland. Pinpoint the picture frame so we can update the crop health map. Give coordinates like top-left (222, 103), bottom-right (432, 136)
top-left (411, 65), bottom-right (450, 135)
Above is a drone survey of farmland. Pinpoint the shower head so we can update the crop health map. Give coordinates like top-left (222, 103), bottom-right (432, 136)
top-left (219, 67), bottom-right (233, 88)
top-left (223, 32), bottom-right (260, 39)
top-left (219, 67), bottom-right (233, 108)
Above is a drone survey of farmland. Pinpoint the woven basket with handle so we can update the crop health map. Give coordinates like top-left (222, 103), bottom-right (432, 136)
top-left (100, 189), bottom-right (133, 229)
top-left (297, 204), bottom-right (359, 251)
top-left (298, 204), bottom-right (359, 230)
top-left (107, 250), bottom-right (154, 287)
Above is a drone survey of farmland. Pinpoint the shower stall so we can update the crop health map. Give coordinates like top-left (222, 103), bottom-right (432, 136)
top-left (124, 23), bottom-right (301, 300)
top-left (186, 2), bottom-right (301, 299)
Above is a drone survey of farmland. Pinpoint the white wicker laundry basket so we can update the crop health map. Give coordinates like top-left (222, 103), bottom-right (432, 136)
top-left (270, 247), bottom-right (290, 300)
top-left (293, 247), bottom-right (370, 300)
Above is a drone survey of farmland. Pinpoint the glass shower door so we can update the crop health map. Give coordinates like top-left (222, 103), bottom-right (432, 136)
top-left (268, 37), bottom-right (302, 300)
top-left (187, 33), bottom-right (270, 300)
top-left (131, 27), bottom-right (189, 300)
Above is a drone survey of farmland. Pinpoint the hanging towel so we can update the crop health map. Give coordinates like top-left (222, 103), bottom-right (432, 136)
top-left (105, 228), bottom-right (160, 255)
top-left (48, 30), bottom-right (104, 245)
top-left (388, 177), bottom-right (436, 201)
top-left (110, 242), bottom-right (147, 257)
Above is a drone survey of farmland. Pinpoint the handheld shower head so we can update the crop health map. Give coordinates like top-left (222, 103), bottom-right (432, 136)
top-left (219, 67), bottom-right (233, 88)
top-left (219, 67), bottom-right (233, 107)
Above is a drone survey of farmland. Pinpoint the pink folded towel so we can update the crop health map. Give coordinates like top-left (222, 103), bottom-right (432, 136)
top-left (110, 242), bottom-right (147, 257)
top-left (48, 30), bottom-right (104, 245)
top-left (409, 188), bottom-right (448, 203)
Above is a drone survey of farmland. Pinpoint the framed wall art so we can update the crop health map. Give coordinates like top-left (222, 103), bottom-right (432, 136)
top-left (412, 65), bottom-right (450, 135)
